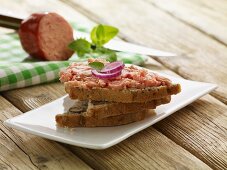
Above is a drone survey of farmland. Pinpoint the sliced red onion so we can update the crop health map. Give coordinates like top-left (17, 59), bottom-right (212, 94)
top-left (92, 69), bottom-right (122, 79)
top-left (100, 61), bottom-right (124, 74)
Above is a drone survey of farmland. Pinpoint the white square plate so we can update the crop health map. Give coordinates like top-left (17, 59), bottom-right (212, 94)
top-left (4, 68), bottom-right (217, 149)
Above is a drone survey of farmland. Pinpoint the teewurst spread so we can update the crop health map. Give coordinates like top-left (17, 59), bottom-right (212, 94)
top-left (60, 62), bottom-right (172, 90)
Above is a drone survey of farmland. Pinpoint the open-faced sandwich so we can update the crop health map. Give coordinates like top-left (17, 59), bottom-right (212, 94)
top-left (56, 58), bottom-right (181, 127)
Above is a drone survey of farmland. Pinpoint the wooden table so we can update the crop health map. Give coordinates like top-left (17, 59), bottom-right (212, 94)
top-left (0, 0), bottom-right (226, 169)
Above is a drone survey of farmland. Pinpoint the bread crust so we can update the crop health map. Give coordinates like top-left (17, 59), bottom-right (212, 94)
top-left (55, 110), bottom-right (147, 127)
top-left (65, 82), bottom-right (180, 103)
top-left (87, 96), bottom-right (171, 119)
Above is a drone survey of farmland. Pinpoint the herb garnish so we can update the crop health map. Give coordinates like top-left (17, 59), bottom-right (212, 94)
top-left (68, 24), bottom-right (119, 68)
top-left (90, 25), bottom-right (119, 47)
top-left (68, 38), bottom-right (92, 57)
top-left (88, 61), bottom-right (104, 71)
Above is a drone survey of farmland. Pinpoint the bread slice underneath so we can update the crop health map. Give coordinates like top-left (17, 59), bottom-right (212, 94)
top-left (56, 110), bottom-right (147, 127)
top-left (55, 96), bottom-right (169, 127)
top-left (65, 82), bottom-right (180, 103)
top-left (87, 96), bottom-right (171, 119)
top-left (59, 96), bottom-right (170, 120)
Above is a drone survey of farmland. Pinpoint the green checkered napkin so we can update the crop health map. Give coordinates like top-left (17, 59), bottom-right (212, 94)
top-left (0, 23), bottom-right (147, 92)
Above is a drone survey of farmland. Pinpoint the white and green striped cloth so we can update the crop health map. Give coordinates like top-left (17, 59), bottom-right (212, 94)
top-left (0, 23), bottom-right (147, 92)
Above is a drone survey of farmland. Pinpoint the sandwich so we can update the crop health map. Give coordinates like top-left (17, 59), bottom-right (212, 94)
top-left (56, 59), bottom-right (181, 127)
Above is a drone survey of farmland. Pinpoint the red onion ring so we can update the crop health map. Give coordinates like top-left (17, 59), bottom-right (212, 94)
top-left (101, 61), bottom-right (124, 73)
top-left (92, 69), bottom-right (122, 79)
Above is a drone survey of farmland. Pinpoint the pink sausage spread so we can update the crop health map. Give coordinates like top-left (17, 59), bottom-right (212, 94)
top-left (60, 62), bottom-right (172, 90)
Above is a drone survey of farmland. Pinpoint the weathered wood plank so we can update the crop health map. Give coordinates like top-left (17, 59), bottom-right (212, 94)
top-left (65, 0), bottom-right (227, 104)
top-left (0, 0), bottom-right (94, 25)
top-left (0, 128), bottom-right (37, 170)
top-left (2, 82), bottom-right (211, 169)
top-left (0, 96), bottom-right (91, 170)
top-left (154, 95), bottom-right (227, 169)
top-left (146, 0), bottom-right (227, 46)
top-left (65, 127), bottom-right (211, 170)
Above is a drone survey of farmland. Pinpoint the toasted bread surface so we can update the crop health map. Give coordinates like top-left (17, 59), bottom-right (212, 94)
top-left (87, 96), bottom-right (171, 119)
top-left (55, 96), bottom-right (169, 127)
top-left (65, 82), bottom-right (180, 103)
top-left (56, 110), bottom-right (147, 127)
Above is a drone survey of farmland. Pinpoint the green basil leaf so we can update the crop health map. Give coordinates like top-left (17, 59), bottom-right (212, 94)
top-left (68, 24), bottom-right (119, 61)
top-left (94, 47), bottom-right (117, 62)
top-left (90, 26), bottom-right (98, 45)
top-left (96, 25), bottom-right (105, 41)
top-left (89, 61), bottom-right (105, 70)
top-left (68, 38), bottom-right (92, 57)
top-left (106, 52), bottom-right (117, 62)
top-left (91, 24), bottom-right (119, 46)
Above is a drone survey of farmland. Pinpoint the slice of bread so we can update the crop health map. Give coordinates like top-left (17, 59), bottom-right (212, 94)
top-left (56, 110), bottom-right (148, 127)
top-left (55, 96), bottom-right (169, 127)
top-left (87, 96), bottom-right (171, 119)
top-left (65, 82), bottom-right (180, 103)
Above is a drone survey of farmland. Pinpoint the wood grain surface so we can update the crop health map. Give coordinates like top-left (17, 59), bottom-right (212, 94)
top-left (0, 0), bottom-right (227, 169)
top-left (65, 0), bottom-right (227, 105)
top-left (154, 96), bottom-right (227, 169)
top-left (0, 96), bottom-right (91, 170)
top-left (147, 0), bottom-right (227, 45)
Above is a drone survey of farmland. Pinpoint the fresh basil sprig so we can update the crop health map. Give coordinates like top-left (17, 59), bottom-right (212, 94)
top-left (68, 24), bottom-right (119, 64)
top-left (68, 38), bottom-right (92, 57)
top-left (91, 25), bottom-right (119, 47)
top-left (94, 47), bottom-right (117, 62)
